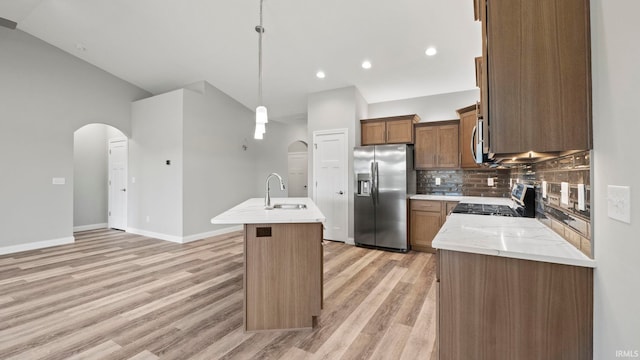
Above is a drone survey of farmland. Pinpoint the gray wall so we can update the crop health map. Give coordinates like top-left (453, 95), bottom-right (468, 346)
top-left (591, 0), bottom-right (640, 356)
top-left (129, 81), bottom-right (306, 239)
top-left (308, 86), bottom-right (363, 240)
top-left (182, 83), bottom-right (258, 236)
top-left (73, 124), bottom-right (108, 228)
top-left (253, 119), bottom-right (308, 199)
top-left (368, 89), bottom-right (479, 122)
top-left (0, 29), bottom-right (148, 249)
top-left (129, 90), bottom-right (184, 238)
top-left (73, 124), bottom-right (126, 229)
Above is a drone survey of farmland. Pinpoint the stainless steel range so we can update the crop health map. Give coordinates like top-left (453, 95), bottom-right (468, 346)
top-left (451, 183), bottom-right (536, 218)
top-left (451, 203), bottom-right (518, 217)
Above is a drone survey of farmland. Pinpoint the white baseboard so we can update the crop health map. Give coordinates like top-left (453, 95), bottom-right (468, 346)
top-left (73, 223), bottom-right (108, 232)
top-left (346, 237), bottom-right (355, 245)
top-left (0, 236), bottom-right (75, 256)
top-left (126, 228), bottom-right (183, 243)
top-left (126, 226), bottom-right (242, 244)
top-left (181, 226), bottom-right (243, 243)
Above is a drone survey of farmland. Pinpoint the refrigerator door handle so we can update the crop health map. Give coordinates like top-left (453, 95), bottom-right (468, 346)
top-left (373, 161), bottom-right (379, 205)
top-left (370, 161), bottom-right (376, 204)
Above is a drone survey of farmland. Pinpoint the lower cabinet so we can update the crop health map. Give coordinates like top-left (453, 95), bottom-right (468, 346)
top-left (437, 249), bottom-right (593, 360)
top-left (410, 200), bottom-right (458, 253)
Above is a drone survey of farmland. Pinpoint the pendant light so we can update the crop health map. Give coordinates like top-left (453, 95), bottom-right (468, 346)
top-left (254, 0), bottom-right (268, 139)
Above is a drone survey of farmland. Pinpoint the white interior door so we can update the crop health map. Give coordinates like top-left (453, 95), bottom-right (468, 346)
top-left (313, 129), bottom-right (348, 242)
top-left (108, 139), bottom-right (127, 230)
top-left (288, 152), bottom-right (308, 197)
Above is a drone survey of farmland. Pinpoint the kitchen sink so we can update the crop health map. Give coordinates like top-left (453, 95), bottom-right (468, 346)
top-left (272, 203), bottom-right (307, 210)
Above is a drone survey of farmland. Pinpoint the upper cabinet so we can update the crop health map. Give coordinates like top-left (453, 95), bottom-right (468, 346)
top-left (476, 0), bottom-right (592, 154)
top-left (415, 120), bottom-right (460, 169)
top-left (457, 105), bottom-right (481, 169)
top-left (360, 114), bottom-right (420, 145)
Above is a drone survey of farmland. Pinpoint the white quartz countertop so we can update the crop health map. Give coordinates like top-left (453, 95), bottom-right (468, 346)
top-left (433, 213), bottom-right (595, 268)
top-left (211, 197), bottom-right (326, 225)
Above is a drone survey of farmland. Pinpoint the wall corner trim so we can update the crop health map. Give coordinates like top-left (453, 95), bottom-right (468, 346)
top-left (346, 237), bottom-right (355, 245)
top-left (0, 236), bottom-right (75, 256)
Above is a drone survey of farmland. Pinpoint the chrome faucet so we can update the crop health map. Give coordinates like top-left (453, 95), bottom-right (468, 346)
top-left (264, 173), bottom-right (285, 209)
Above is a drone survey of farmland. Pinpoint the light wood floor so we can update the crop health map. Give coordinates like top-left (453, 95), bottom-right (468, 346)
top-left (0, 229), bottom-right (438, 360)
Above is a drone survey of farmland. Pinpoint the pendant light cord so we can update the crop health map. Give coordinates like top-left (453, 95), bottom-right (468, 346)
top-left (257, 0), bottom-right (265, 106)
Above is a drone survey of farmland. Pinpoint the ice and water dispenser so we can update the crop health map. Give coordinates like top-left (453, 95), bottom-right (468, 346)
top-left (356, 173), bottom-right (371, 197)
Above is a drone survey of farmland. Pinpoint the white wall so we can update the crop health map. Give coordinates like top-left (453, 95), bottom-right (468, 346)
top-left (182, 83), bottom-right (259, 237)
top-left (308, 86), bottom-right (364, 240)
top-left (591, 0), bottom-right (640, 356)
top-left (368, 89), bottom-right (479, 122)
top-left (129, 90), bottom-right (184, 238)
top-left (0, 29), bottom-right (148, 251)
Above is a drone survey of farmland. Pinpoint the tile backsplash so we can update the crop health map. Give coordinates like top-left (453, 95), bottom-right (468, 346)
top-left (417, 169), bottom-right (512, 197)
top-left (416, 151), bottom-right (592, 258)
top-left (511, 151), bottom-right (592, 257)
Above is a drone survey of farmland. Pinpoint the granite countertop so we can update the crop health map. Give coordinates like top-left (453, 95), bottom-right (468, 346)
top-left (211, 197), bottom-right (326, 225)
top-left (433, 213), bottom-right (595, 268)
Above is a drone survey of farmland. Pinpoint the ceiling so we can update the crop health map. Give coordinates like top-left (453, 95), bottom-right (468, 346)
top-left (2, 0), bottom-right (481, 121)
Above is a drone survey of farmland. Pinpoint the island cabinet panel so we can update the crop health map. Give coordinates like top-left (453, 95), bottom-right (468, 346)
top-left (437, 249), bottom-right (593, 360)
top-left (244, 223), bottom-right (323, 331)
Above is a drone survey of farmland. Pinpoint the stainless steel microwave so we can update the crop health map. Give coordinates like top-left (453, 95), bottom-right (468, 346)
top-left (471, 103), bottom-right (494, 164)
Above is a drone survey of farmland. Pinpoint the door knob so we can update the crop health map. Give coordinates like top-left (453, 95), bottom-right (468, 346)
top-left (121, 188), bottom-right (126, 192)
top-left (337, 191), bottom-right (344, 195)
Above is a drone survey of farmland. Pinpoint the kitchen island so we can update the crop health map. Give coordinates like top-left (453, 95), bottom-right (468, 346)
top-left (211, 197), bottom-right (325, 332)
top-left (433, 211), bottom-right (595, 360)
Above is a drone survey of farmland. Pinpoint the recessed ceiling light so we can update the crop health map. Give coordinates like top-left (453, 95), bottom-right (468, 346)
top-left (361, 60), bottom-right (372, 69)
top-left (425, 47), bottom-right (437, 56)
top-left (316, 71), bottom-right (325, 79)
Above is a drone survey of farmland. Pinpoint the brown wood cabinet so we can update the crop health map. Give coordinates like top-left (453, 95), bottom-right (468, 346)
top-left (437, 249), bottom-right (593, 359)
top-left (244, 223), bottom-right (323, 331)
top-left (414, 120), bottom-right (459, 169)
top-left (360, 114), bottom-right (420, 145)
top-left (410, 200), bottom-right (458, 253)
top-left (476, 0), bottom-right (592, 154)
top-left (457, 105), bottom-right (481, 169)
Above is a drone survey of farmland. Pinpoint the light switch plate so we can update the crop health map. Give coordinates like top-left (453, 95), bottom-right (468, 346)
top-left (608, 185), bottom-right (631, 223)
top-left (52, 177), bottom-right (65, 185)
top-left (487, 177), bottom-right (494, 186)
top-left (435, 177), bottom-right (441, 186)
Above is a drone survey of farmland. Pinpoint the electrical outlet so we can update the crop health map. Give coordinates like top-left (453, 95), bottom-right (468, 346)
top-left (487, 177), bottom-right (494, 187)
top-left (435, 177), bottom-right (441, 186)
top-left (608, 185), bottom-right (631, 223)
top-left (52, 177), bottom-right (65, 185)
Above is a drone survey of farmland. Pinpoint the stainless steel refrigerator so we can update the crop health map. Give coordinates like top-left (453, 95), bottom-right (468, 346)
top-left (354, 144), bottom-right (415, 252)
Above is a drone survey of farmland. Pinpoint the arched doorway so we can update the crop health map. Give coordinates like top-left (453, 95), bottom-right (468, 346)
top-left (73, 123), bottom-right (127, 232)
top-left (287, 141), bottom-right (308, 197)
